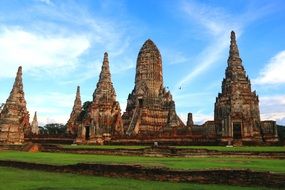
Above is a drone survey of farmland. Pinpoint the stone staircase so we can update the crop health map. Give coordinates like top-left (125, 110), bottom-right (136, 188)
top-left (126, 107), bottom-right (141, 135)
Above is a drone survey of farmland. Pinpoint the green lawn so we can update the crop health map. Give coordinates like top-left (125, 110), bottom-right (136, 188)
top-left (1, 151), bottom-right (285, 173)
top-left (0, 167), bottom-right (275, 190)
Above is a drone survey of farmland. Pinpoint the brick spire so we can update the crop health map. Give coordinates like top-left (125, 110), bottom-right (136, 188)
top-left (0, 66), bottom-right (30, 144)
top-left (32, 111), bottom-right (38, 124)
top-left (6, 66), bottom-right (29, 116)
top-left (93, 52), bottom-right (116, 102)
top-left (214, 31), bottom-right (261, 143)
top-left (75, 52), bottom-right (124, 143)
top-left (31, 111), bottom-right (39, 134)
top-left (228, 31), bottom-right (240, 63)
top-left (224, 31), bottom-right (247, 85)
top-left (9, 66), bottom-right (25, 102)
top-left (100, 52), bottom-right (112, 83)
top-left (66, 86), bottom-right (82, 135)
top-left (74, 86), bottom-right (82, 111)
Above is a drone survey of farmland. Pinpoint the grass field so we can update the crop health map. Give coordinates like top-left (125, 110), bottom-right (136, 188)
top-left (0, 166), bottom-right (275, 190)
top-left (61, 145), bottom-right (285, 152)
top-left (1, 151), bottom-right (285, 173)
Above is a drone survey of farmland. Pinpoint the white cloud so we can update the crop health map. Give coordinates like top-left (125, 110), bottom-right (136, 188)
top-left (260, 95), bottom-right (285, 106)
top-left (0, 1), bottom-right (137, 81)
top-left (260, 95), bottom-right (285, 125)
top-left (38, 115), bottom-right (69, 126)
top-left (193, 112), bottom-right (213, 124)
top-left (37, 0), bottom-right (53, 5)
top-left (0, 27), bottom-right (90, 78)
top-left (27, 92), bottom-right (75, 125)
top-left (261, 112), bottom-right (285, 125)
top-left (181, 2), bottom-right (231, 36)
top-left (254, 50), bottom-right (285, 85)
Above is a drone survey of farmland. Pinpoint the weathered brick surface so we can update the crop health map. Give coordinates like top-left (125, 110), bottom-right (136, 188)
top-left (214, 31), bottom-right (278, 144)
top-left (66, 86), bottom-right (82, 135)
top-left (75, 53), bottom-right (123, 144)
top-left (31, 112), bottom-right (39, 135)
top-left (122, 39), bottom-right (185, 136)
top-left (40, 145), bottom-right (285, 159)
top-left (0, 66), bottom-right (30, 144)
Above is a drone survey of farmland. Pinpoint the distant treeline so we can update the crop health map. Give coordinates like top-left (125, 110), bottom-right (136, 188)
top-left (277, 125), bottom-right (285, 144)
top-left (39, 123), bottom-right (66, 135)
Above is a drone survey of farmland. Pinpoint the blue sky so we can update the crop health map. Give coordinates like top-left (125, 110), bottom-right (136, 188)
top-left (0, 0), bottom-right (285, 126)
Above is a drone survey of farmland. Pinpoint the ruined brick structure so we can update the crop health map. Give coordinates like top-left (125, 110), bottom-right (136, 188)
top-left (187, 113), bottom-right (194, 127)
top-left (260, 120), bottom-right (279, 143)
top-left (31, 111), bottom-right (39, 135)
top-left (214, 31), bottom-right (278, 144)
top-left (66, 86), bottom-right (82, 135)
top-left (75, 53), bottom-right (123, 144)
top-left (0, 66), bottom-right (30, 144)
top-left (122, 39), bottom-right (185, 136)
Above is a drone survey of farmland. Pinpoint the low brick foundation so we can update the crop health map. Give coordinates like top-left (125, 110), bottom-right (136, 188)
top-left (41, 145), bottom-right (285, 159)
top-left (0, 160), bottom-right (284, 188)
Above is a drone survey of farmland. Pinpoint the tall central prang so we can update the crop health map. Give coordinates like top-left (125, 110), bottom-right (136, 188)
top-left (123, 39), bottom-right (185, 135)
top-left (135, 39), bottom-right (163, 97)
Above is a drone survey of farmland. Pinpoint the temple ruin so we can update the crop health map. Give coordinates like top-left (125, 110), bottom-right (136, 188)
top-left (66, 86), bottom-right (82, 135)
top-left (214, 31), bottom-right (278, 144)
top-left (0, 66), bottom-right (30, 144)
top-left (75, 52), bottom-right (123, 144)
top-left (0, 32), bottom-right (279, 146)
top-left (31, 111), bottom-right (39, 135)
top-left (122, 39), bottom-right (185, 136)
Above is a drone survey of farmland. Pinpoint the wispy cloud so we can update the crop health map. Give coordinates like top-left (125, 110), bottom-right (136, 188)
top-left (175, 1), bottom-right (275, 91)
top-left (37, 0), bottom-right (53, 5)
top-left (163, 49), bottom-right (188, 65)
top-left (253, 50), bottom-right (285, 85)
top-left (175, 34), bottom-right (230, 89)
top-left (260, 95), bottom-right (285, 124)
top-left (175, 1), bottom-right (241, 91)
top-left (27, 92), bottom-right (75, 125)
top-left (0, 1), bottom-right (138, 81)
top-left (0, 1), bottom-right (141, 124)
top-left (0, 26), bottom-right (90, 78)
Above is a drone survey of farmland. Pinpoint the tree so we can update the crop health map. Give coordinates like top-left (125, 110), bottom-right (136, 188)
top-left (277, 125), bottom-right (285, 143)
top-left (43, 123), bottom-right (67, 135)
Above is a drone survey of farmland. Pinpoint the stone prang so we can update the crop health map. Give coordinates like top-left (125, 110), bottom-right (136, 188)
top-left (122, 39), bottom-right (185, 135)
top-left (75, 52), bottom-right (123, 144)
top-left (66, 86), bottom-right (82, 135)
top-left (0, 66), bottom-right (30, 144)
top-left (31, 111), bottom-right (39, 135)
top-left (214, 31), bottom-right (262, 144)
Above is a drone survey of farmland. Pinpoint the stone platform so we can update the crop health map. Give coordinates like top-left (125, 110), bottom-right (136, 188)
top-left (39, 144), bottom-right (285, 159)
